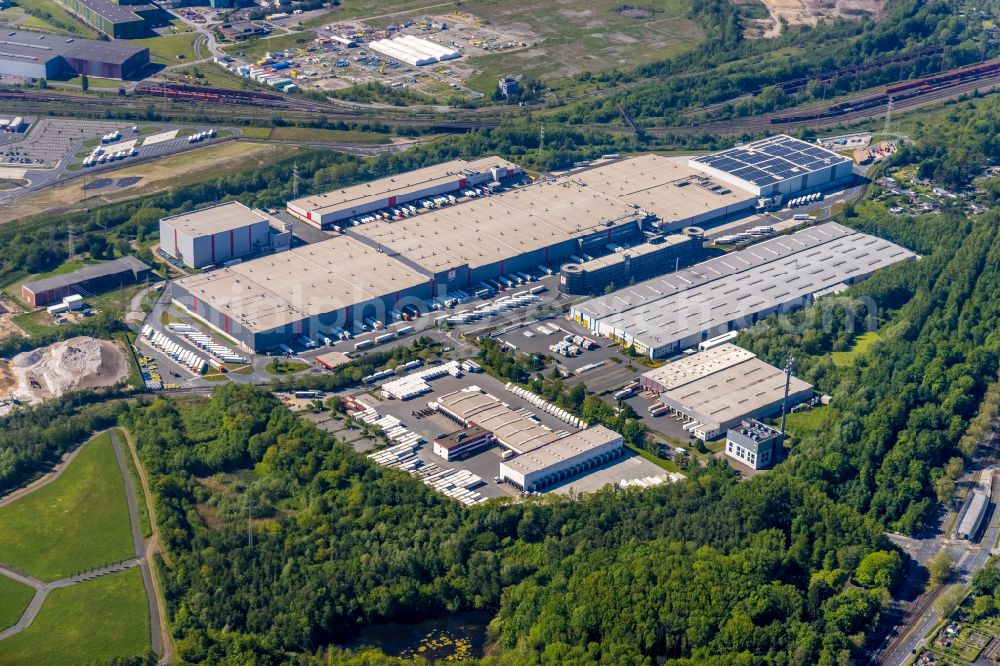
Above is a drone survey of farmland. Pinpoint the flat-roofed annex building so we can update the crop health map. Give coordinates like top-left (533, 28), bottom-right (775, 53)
top-left (286, 156), bottom-right (522, 229)
top-left (160, 201), bottom-right (281, 269)
top-left (500, 425), bottom-right (624, 492)
top-left (689, 134), bottom-right (853, 198)
top-left (571, 222), bottom-right (916, 358)
top-left (0, 30), bottom-right (149, 80)
top-left (640, 343), bottom-right (813, 440)
top-left (171, 235), bottom-right (433, 351)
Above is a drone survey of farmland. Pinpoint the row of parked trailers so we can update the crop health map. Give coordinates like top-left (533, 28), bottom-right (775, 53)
top-left (353, 401), bottom-right (487, 506)
top-left (441, 290), bottom-right (544, 326)
top-left (330, 186), bottom-right (494, 232)
top-left (788, 192), bottom-right (822, 208)
top-left (141, 325), bottom-right (208, 375)
top-left (505, 382), bottom-right (588, 429)
top-left (167, 323), bottom-right (248, 365)
top-left (716, 225), bottom-right (775, 245)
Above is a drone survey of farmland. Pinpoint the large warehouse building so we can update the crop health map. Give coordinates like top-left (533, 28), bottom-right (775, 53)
top-left (0, 30), bottom-right (149, 80)
top-left (689, 134), bottom-right (854, 198)
top-left (22, 256), bottom-right (152, 307)
top-left (159, 201), bottom-right (290, 269)
top-left (640, 344), bottom-right (813, 440)
top-left (171, 235), bottom-right (432, 351)
top-left (435, 387), bottom-right (624, 491)
top-left (571, 222), bottom-right (916, 358)
top-left (58, 0), bottom-right (160, 39)
top-left (286, 157), bottom-right (522, 229)
top-left (559, 235), bottom-right (700, 295)
top-left (173, 146), bottom-right (865, 352)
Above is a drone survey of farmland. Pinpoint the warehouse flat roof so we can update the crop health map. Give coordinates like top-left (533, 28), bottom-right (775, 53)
top-left (574, 223), bottom-right (916, 352)
top-left (437, 388), bottom-right (562, 453)
top-left (161, 201), bottom-right (271, 237)
top-left (502, 425), bottom-right (622, 476)
top-left (23, 256), bottom-right (150, 294)
top-left (0, 30), bottom-right (148, 64)
top-left (67, 0), bottom-right (154, 23)
top-left (287, 156), bottom-right (518, 217)
top-left (434, 425), bottom-right (492, 451)
top-left (656, 354), bottom-right (813, 431)
top-left (958, 492), bottom-right (989, 537)
top-left (352, 155), bottom-right (752, 273)
top-left (352, 177), bottom-right (644, 272)
top-left (571, 155), bottom-right (756, 224)
top-left (642, 344), bottom-right (756, 390)
top-left (174, 236), bottom-right (429, 331)
top-left (690, 135), bottom-right (851, 188)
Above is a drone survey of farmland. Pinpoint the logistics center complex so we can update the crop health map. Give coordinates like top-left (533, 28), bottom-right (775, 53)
top-left (169, 136), bottom-right (895, 353)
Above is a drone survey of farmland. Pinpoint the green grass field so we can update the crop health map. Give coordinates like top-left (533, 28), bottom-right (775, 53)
top-left (0, 568), bottom-right (149, 666)
top-left (831, 331), bottom-right (882, 367)
top-left (0, 575), bottom-right (35, 631)
top-left (267, 126), bottom-right (391, 144)
top-left (127, 31), bottom-right (199, 65)
top-left (5, 0), bottom-right (99, 37)
top-left (0, 432), bottom-right (134, 582)
top-left (785, 406), bottom-right (841, 442)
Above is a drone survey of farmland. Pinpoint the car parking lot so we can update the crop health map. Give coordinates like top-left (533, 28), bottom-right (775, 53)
top-left (0, 117), bottom-right (127, 169)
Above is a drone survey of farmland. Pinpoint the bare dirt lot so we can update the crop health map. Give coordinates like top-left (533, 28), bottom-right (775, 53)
top-left (747, 0), bottom-right (885, 37)
top-left (269, 0), bottom-right (705, 96)
top-left (0, 297), bottom-right (26, 341)
top-left (3, 336), bottom-right (128, 410)
top-left (0, 142), bottom-right (299, 225)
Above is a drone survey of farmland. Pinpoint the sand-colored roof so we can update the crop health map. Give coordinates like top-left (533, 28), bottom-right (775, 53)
top-left (174, 235), bottom-right (429, 331)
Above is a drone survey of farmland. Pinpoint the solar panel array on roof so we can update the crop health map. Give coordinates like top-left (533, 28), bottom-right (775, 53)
top-left (691, 135), bottom-right (851, 188)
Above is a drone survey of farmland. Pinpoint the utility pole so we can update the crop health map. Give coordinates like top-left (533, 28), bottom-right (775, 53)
top-left (883, 97), bottom-right (893, 137)
top-left (780, 356), bottom-right (794, 435)
top-left (247, 496), bottom-right (253, 548)
top-left (67, 224), bottom-right (75, 258)
top-left (538, 122), bottom-right (545, 161)
top-left (292, 162), bottom-right (300, 199)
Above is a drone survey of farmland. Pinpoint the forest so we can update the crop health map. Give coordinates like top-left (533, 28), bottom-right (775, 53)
top-left (123, 384), bottom-right (889, 665)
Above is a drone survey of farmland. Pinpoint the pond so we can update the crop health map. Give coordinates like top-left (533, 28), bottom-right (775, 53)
top-left (341, 610), bottom-right (494, 662)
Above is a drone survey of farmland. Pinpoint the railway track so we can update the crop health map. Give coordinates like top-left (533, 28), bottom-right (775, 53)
top-left (876, 583), bottom-right (942, 664)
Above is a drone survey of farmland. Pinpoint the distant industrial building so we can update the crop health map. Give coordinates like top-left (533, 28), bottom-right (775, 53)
top-left (957, 492), bottom-right (989, 540)
top-left (58, 0), bottom-right (160, 38)
top-left (22, 256), bottom-right (152, 307)
top-left (0, 30), bottom-right (149, 79)
top-left (159, 201), bottom-right (291, 269)
top-left (689, 134), bottom-right (853, 199)
top-left (286, 156), bottom-right (522, 229)
top-left (725, 420), bottom-right (784, 470)
top-left (640, 344), bottom-right (812, 440)
top-left (559, 235), bottom-right (700, 295)
top-left (368, 35), bottom-right (460, 67)
top-left (434, 387), bottom-right (624, 491)
top-left (571, 223), bottom-right (916, 358)
top-left (219, 21), bottom-right (269, 41)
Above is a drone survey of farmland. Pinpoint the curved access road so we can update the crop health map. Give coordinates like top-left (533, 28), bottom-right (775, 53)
top-left (0, 436), bottom-right (97, 509)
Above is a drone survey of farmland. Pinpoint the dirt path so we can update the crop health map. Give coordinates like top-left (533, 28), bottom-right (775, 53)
top-left (109, 430), bottom-right (163, 661)
top-left (118, 428), bottom-right (175, 664)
